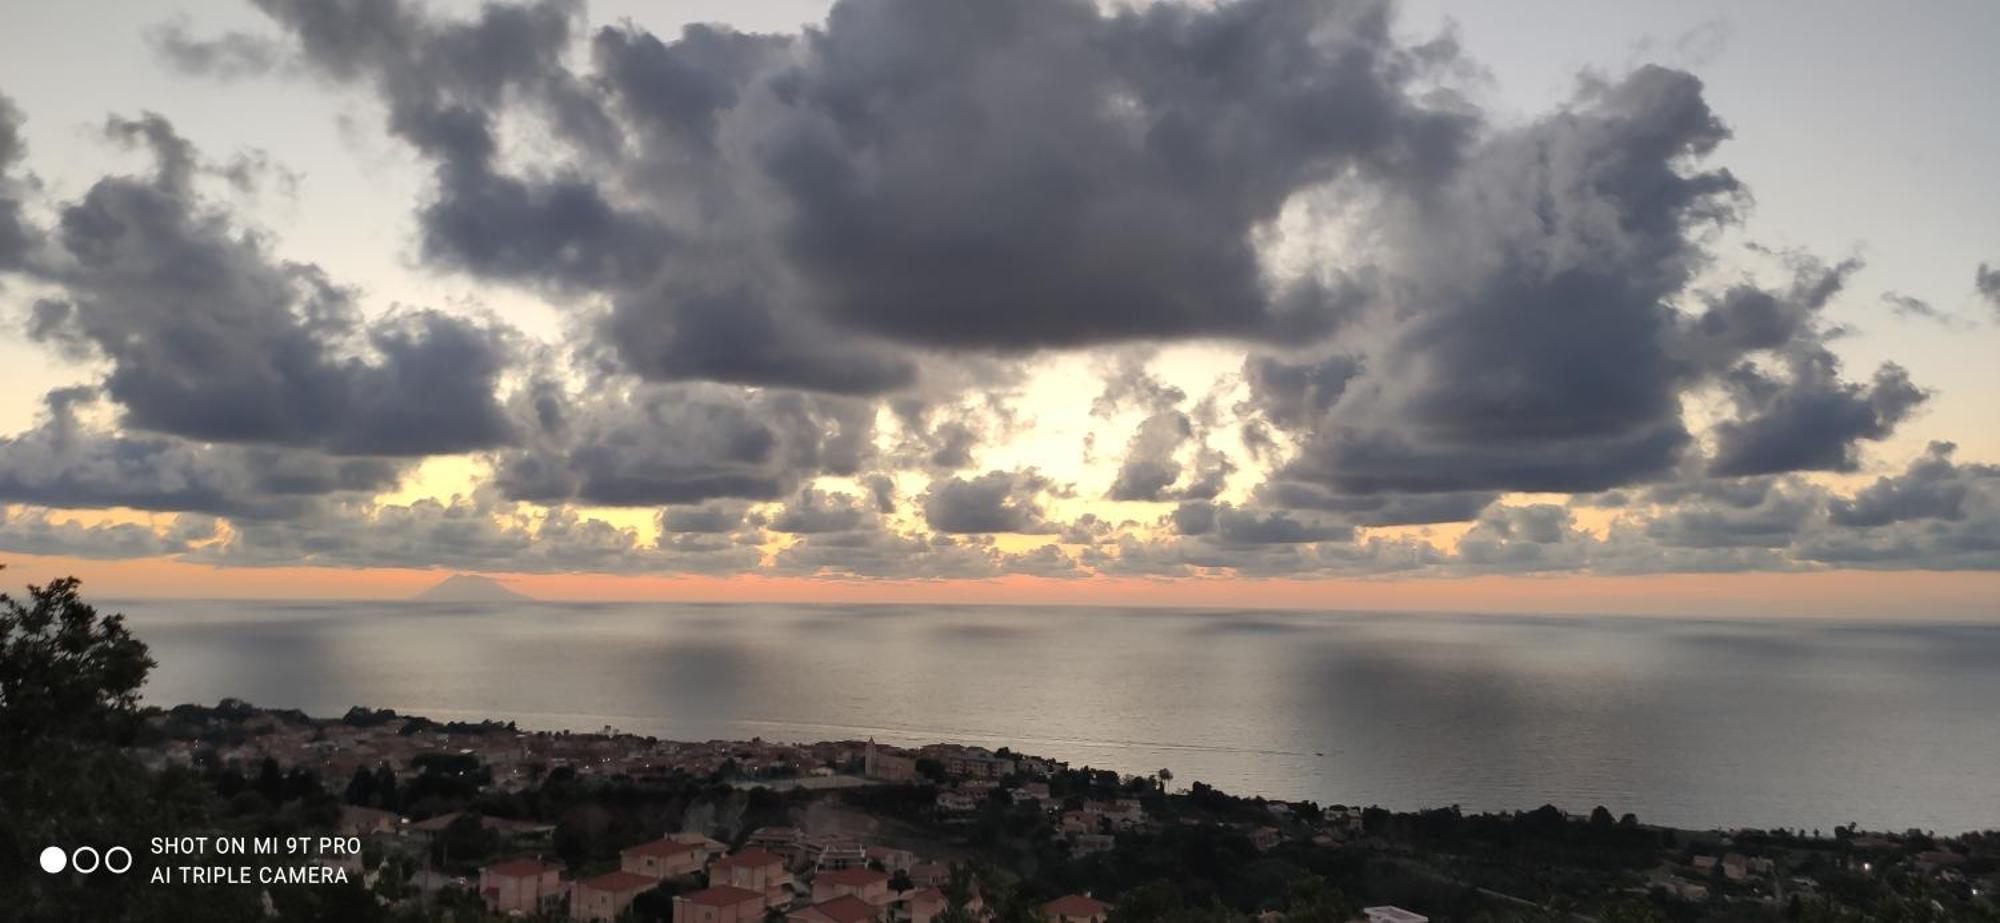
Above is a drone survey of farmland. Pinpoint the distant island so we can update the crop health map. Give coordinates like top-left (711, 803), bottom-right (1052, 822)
top-left (412, 573), bottom-right (532, 602)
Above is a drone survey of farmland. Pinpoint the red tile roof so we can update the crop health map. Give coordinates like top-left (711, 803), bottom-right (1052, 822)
top-left (806, 895), bottom-right (881, 923)
top-left (484, 858), bottom-right (556, 879)
top-left (816, 868), bottom-right (889, 887)
top-left (681, 885), bottom-right (765, 907)
top-left (579, 870), bottom-right (658, 894)
top-left (1044, 894), bottom-right (1112, 917)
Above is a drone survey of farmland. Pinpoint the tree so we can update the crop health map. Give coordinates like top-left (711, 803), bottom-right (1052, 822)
top-left (1, 574), bottom-right (263, 922)
top-left (0, 575), bottom-right (154, 748)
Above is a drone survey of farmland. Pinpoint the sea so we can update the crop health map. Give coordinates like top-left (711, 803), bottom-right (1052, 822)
top-left (117, 600), bottom-right (2000, 834)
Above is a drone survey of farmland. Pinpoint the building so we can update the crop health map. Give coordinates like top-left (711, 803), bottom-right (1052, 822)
top-left (811, 867), bottom-right (891, 906)
top-left (1362, 907), bottom-right (1430, 923)
top-left (907, 862), bottom-right (950, 889)
top-left (863, 740), bottom-right (920, 782)
top-left (572, 870), bottom-right (658, 922)
top-left (479, 858), bottom-right (564, 916)
top-left (338, 805), bottom-right (404, 838)
top-left (1042, 894), bottom-right (1111, 922)
top-left (807, 836), bottom-right (869, 874)
top-left (788, 894), bottom-right (884, 923)
top-left (900, 887), bottom-right (947, 923)
top-left (674, 885), bottom-right (768, 923)
top-left (936, 790), bottom-right (980, 813)
top-left (749, 827), bottom-right (807, 867)
top-left (623, 837), bottom-right (707, 879)
top-left (1069, 833), bottom-right (1114, 858)
top-left (709, 848), bottom-right (793, 905)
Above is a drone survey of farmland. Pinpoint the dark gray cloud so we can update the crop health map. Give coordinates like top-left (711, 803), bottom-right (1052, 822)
top-left (0, 94), bottom-right (36, 271)
top-left (0, 388), bottom-right (404, 518)
top-left (1096, 359), bottom-right (1235, 502)
top-left (1251, 480), bottom-right (1496, 527)
top-left (1880, 291), bottom-right (1950, 325)
top-left (758, 0), bottom-right (1462, 352)
top-left (1978, 262), bottom-right (2000, 317)
top-left (768, 487), bottom-right (877, 534)
top-left (147, 20), bottom-right (283, 79)
top-left (1828, 442), bottom-right (1992, 528)
top-left (0, 508), bottom-right (210, 561)
top-left (921, 469), bottom-right (1059, 534)
top-left (1708, 354), bottom-right (1926, 477)
top-left (492, 381), bottom-right (874, 506)
top-left (22, 114), bottom-right (515, 455)
top-left (195, 0), bottom-right (1474, 395)
top-left (1792, 444), bottom-right (2000, 570)
top-left (1642, 476), bottom-right (1819, 549)
top-left (658, 501), bottom-right (752, 535)
top-left (1265, 66), bottom-right (1743, 497)
top-left (1453, 505), bottom-right (1592, 572)
top-left (1169, 500), bottom-right (1353, 545)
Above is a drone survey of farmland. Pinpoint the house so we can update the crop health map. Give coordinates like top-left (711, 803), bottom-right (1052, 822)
top-left (865, 846), bottom-right (916, 873)
top-left (623, 837), bottom-right (707, 879)
top-left (1361, 908), bottom-right (1429, 923)
top-left (1060, 811), bottom-right (1101, 836)
top-left (674, 885), bottom-right (768, 923)
top-left (1070, 833), bottom-right (1114, 858)
top-left (1043, 894), bottom-right (1112, 922)
top-left (479, 858), bottom-right (564, 916)
top-left (338, 805), bottom-right (404, 838)
top-left (812, 867), bottom-right (891, 906)
top-left (668, 831), bottom-right (729, 854)
top-left (709, 848), bottom-right (793, 905)
top-left (900, 888), bottom-right (947, 923)
top-left (789, 894), bottom-right (884, 923)
top-left (936, 790), bottom-right (980, 813)
top-left (749, 827), bottom-right (807, 867)
top-left (572, 870), bottom-right (658, 922)
top-left (864, 740), bottom-right (920, 782)
top-left (809, 837), bottom-right (869, 874)
top-left (907, 862), bottom-right (951, 888)
top-left (1250, 827), bottom-right (1281, 852)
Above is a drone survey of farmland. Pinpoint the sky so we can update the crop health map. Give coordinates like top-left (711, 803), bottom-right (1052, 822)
top-left (0, 0), bottom-right (1996, 615)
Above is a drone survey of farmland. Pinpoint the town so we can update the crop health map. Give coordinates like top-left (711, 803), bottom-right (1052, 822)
top-left (118, 700), bottom-right (1999, 922)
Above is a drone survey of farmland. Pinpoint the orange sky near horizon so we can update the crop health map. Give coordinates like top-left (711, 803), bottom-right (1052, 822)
top-left (7, 552), bottom-right (1996, 621)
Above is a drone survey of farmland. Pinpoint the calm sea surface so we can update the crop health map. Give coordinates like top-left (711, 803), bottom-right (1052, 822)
top-left (117, 600), bottom-right (2000, 833)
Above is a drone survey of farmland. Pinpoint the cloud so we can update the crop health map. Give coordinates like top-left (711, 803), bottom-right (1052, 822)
top-left (0, 508), bottom-right (212, 560)
top-left (19, 113), bottom-right (516, 455)
top-left (1169, 500), bottom-right (1353, 545)
top-left (0, 388), bottom-right (404, 517)
top-left (921, 469), bottom-right (1060, 534)
top-left (1792, 443), bottom-right (2000, 570)
top-left (1263, 66), bottom-right (1744, 497)
top-left (1978, 262), bottom-right (2000, 318)
top-left (193, 0), bottom-right (1477, 396)
top-left (146, 20), bottom-right (283, 79)
top-left (1096, 361), bottom-right (1236, 503)
top-left (768, 487), bottom-right (877, 534)
top-left (492, 380), bottom-right (875, 506)
top-left (1880, 291), bottom-right (1952, 325)
top-left (1827, 441), bottom-right (1993, 528)
top-left (1708, 356), bottom-right (1926, 477)
top-left (0, 94), bottom-right (37, 271)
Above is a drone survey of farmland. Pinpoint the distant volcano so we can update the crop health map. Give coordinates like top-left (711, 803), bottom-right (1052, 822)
top-left (413, 574), bottom-right (532, 602)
